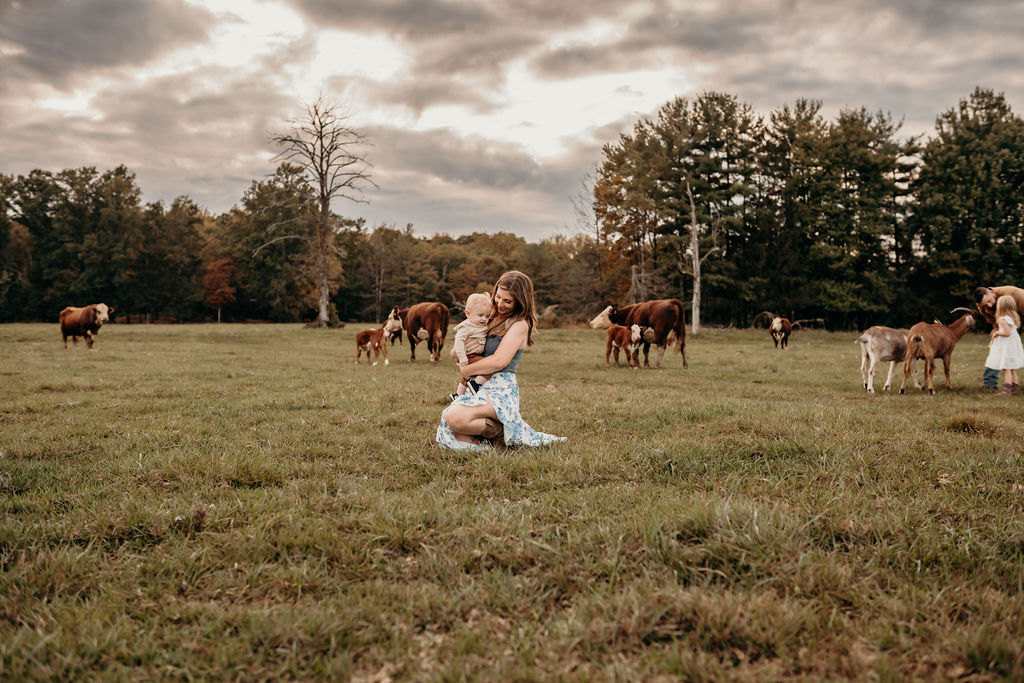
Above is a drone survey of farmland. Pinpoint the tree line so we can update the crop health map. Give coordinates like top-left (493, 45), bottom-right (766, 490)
top-left (2, 87), bottom-right (1022, 330)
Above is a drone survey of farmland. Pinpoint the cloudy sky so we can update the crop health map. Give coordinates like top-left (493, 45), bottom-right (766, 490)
top-left (1, 0), bottom-right (1022, 241)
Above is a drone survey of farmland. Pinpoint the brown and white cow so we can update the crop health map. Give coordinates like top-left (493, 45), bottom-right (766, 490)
top-left (605, 323), bottom-right (643, 368)
top-left (355, 325), bottom-right (390, 366)
top-left (590, 299), bottom-right (688, 369)
top-left (385, 306), bottom-right (403, 345)
top-left (59, 303), bottom-right (113, 349)
top-left (395, 302), bottom-right (450, 362)
top-left (769, 317), bottom-right (793, 349)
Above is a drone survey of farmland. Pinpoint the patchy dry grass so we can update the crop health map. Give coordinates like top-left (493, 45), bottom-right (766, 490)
top-left (2, 321), bottom-right (1024, 680)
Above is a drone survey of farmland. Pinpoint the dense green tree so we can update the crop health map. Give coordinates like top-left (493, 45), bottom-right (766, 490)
top-left (809, 108), bottom-right (908, 328)
top-left (911, 87), bottom-right (1024, 312)
top-left (650, 92), bottom-right (763, 329)
top-left (212, 164), bottom-right (317, 321)
top-left (11, 170), bottom-right (64, 318)
top-left (593, 92), bottom-right (763, 327)
top-left (748, 99), bottom-right (828, 322)
top-left (87, 166), bottom-right (148, 318)
top-left (0, 173), bottom-right (33, 320)
top-left (357, 224), bottom-right (438, 320)
top-left (420, 234), bottom-right (471, 307)
top-left (138, 196), bottom-right (206, 320)
top-left (2, 88), bottom-right (1022, 330)
top-left (203, 258), bottom-right (236, 322)
top-left (594, 123), bottom-right (663, 299)
top-left (333, 216), bottom-right (370, 321)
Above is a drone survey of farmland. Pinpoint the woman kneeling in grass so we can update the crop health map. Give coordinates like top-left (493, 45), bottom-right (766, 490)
top-left (436, 270), bottom-right (565, 450)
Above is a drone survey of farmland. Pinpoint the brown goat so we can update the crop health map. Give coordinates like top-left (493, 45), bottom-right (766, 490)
top-left (898, 309), bottom-right (976, 395)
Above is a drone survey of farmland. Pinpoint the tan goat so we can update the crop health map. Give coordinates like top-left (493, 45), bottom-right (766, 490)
top-left (898, 309), bottom-right (976, 395)
top-left (856, 325), bottom-right (920, 393)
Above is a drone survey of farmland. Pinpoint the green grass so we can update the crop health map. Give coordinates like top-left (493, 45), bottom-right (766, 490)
top-left (3, 322), bottom-right (1024, 680)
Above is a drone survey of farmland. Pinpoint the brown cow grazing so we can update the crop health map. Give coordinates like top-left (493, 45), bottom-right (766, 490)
top-left (395, 302), bottom-right (450, 362)
top-left (769, 317), bottom-right (793, 349)
top-left (355, 325), bottom-right (390, 366)
top-left (604, 324), bottom-right (643, 368)
top-left (59, 303), bottom-right (113, 349)
top-left (589, 299), bottom-right (688, 369)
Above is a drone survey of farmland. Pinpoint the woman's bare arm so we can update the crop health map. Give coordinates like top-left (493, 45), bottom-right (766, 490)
top-left (459, 320), bottom-right (527, 376)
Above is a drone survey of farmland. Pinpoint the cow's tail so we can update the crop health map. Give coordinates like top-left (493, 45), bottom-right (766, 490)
top-left (435, 304), bottom-right (450, 348)
top-left (672, 298), bottom-right (688, 368)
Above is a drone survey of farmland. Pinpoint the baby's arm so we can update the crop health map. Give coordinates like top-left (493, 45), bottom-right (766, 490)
top-left (453, 329), bottom-right (469, 364)
top-left (465, 332), bottom-right (486, 355)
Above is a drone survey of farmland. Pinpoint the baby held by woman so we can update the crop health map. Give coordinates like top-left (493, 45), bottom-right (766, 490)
top-left (449, 292), bottom-right (493, 401)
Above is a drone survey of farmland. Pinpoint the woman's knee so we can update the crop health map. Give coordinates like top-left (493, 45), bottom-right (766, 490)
top-left (444, 407), bottom-right (468, 432)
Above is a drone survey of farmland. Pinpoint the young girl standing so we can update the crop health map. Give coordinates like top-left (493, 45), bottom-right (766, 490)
top-left (985, 294), bottom-right (1024, 395)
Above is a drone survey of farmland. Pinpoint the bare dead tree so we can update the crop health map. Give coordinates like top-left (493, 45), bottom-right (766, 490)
top-left (269, 97), bottom-right (375, 327)
top-left (669, 181), bottom-right (718, 335)
top-left (568, 169), bottom-right (607, 299)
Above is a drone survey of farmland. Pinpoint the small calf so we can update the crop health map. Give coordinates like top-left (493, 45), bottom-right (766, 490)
top-left (769, 317), bottom-right (792, 349)
top-left (355, 326), bottom-right (390, 366)
top-left (605, 323), bottom-right (643, 368)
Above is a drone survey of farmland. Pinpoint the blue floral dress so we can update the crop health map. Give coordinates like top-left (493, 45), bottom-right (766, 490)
top-left (436, 336), bottom-right (566, 451)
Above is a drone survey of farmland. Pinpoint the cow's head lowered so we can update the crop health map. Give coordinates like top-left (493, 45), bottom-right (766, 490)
top-left (384, 306), bottom-right (403, 334)
top-left (385, 306), bottom-right (403, 345)
top-left (589, 305), bottom-right (619, 329)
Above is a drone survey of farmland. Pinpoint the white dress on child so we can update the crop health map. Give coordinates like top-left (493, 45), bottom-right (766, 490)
top-left (985, 315), bottom-right (1024, 370)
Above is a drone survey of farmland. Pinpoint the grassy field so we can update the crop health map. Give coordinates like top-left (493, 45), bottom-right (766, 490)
top-left (2, 321), bottom-right (1023, 680)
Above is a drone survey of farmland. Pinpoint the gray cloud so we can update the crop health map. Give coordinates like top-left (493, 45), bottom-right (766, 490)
top-left (0, 60), bottom-right (297, 210)
top-left (348, 75), bottom-right (499, 116)
top-left (1, 0), bottom-right (1022, 241)
top-left (285, 0), bottom-right (626, 87)
top-left (0, 0), bottom-right (214, 89)
top-left (287, 0), bottom-right (494, 36)
top-left (366, 126), bottom-right (544, 189)
top-left (350, 123), bottom-right (603, 239)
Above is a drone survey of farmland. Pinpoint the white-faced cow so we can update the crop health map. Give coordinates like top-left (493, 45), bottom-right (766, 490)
top-left (395, 302), bottom-right (450, 362)
top-left (59, 303), bottom-right (114, 349)
top-left (769, 317), bottom-right (793, 349)
top-left (590, 299), bottom-right (688, 369)
top-left (604, 323), bottom-right (643, 368)
top-left (385, 306), bottom-right (403, 346)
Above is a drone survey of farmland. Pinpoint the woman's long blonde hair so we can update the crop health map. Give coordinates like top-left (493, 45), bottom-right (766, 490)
top-left (486, 270), bottom-right (537, 346)
top-left (995, 295), bottom-right (1021, 328)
